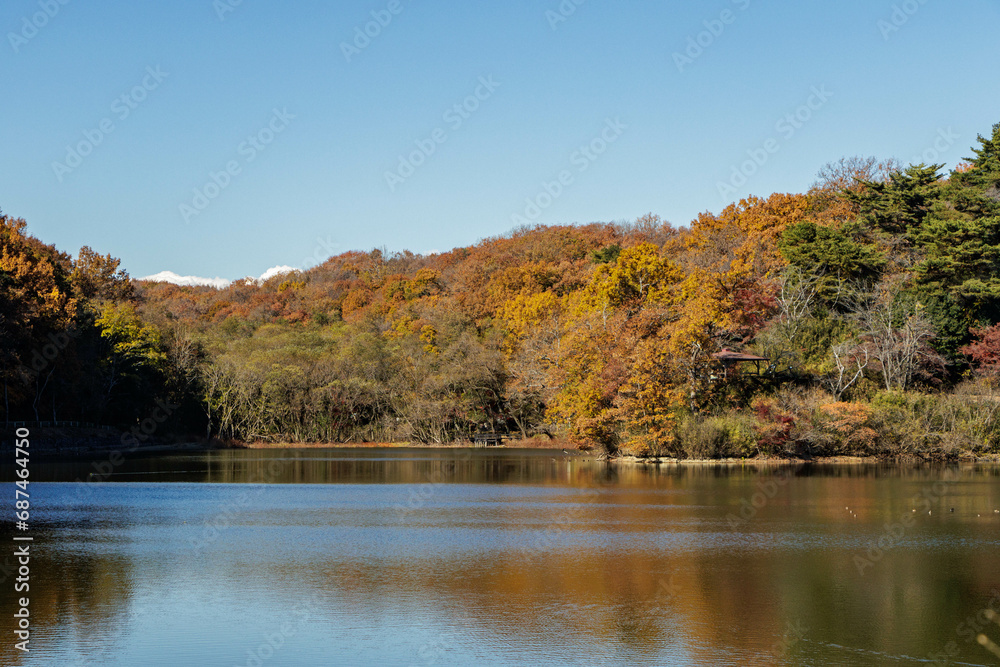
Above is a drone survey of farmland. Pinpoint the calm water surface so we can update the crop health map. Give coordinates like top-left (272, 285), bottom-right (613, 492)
top-left (3, 448), bottom-right (1000, 666)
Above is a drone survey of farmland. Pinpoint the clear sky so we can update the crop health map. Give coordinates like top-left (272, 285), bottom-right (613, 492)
top-left (2, 0), bottom-right (998, 282)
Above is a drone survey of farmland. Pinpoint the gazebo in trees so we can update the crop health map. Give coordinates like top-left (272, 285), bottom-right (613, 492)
top-left (711, 348), bottom-right (769, 379)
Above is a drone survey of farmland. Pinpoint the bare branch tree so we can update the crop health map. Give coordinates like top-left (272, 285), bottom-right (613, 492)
top-left (812, 156), bottom-right (902, 193)
top-left (850, 280), bottom-right (943, 391)
top-left (775, 267), bottom-right (820, 342)
top-left (822, 342), bottom-right (869, 400)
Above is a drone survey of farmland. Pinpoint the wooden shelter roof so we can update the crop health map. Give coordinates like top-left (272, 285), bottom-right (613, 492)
top-left (712, 348), bottom-right (768, 362)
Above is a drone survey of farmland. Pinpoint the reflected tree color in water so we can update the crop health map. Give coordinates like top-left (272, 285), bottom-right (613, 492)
top-left (2, 449), bottom-right (1000, 666)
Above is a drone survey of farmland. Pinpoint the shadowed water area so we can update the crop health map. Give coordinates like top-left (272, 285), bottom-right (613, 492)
top-left (2, 448), bottom-right (1000, 666)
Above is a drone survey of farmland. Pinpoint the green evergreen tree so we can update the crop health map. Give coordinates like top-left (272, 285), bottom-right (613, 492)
top-left (846, 163), bottom-right (944, 234)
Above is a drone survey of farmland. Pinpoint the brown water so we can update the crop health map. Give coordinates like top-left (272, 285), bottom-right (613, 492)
top-left (2, 448), bottom-right (999, 666)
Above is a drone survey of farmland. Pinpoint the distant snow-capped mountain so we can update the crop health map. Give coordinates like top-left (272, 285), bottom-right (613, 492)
top-left (138, 266), bottom-right (297, 289)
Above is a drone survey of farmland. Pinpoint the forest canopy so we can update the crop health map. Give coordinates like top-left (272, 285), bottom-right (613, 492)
top-left (3, 122), bottom-right (1000, 459)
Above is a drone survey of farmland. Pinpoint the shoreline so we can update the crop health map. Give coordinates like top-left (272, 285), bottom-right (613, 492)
top-left (608, 454), bottom-right (1000, 465)
top-left (226, 441), bottom-right (1000, 464)
top-left (62, 445), bottom-right (1000, 466)
top-left (6, 428), bottom-right (998, 465)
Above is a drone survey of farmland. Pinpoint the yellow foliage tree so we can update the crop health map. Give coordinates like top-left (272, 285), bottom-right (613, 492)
top-left (681, 193), bottom-right (807, 282)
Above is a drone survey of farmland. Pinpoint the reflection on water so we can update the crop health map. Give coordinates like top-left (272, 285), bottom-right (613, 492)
top-left (3, 449), bottom-right (1000, 666)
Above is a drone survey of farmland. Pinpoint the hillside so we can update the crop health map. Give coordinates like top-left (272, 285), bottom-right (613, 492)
top-left (3, 122), bottom-right (1000, 459)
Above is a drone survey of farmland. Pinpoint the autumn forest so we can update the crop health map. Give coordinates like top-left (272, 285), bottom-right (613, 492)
top-left (4, 123), bottom-right (1000, 459)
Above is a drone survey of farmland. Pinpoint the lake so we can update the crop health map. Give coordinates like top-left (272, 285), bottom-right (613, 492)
top-left (3, 448), bottom-right (1000, 666)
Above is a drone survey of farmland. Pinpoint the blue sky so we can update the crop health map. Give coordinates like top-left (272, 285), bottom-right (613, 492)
top-left (2, 0), bottom-right (998, 282)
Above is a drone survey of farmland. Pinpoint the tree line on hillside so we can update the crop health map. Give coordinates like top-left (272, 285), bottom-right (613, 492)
top-left (2, 122), bottom-right (1000, 458)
